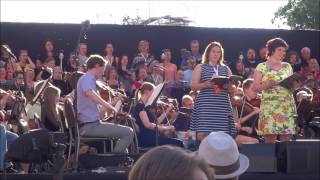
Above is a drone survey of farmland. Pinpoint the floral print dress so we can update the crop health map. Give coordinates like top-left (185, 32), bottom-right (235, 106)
top-left (256, 62), bottom-right (296, 135)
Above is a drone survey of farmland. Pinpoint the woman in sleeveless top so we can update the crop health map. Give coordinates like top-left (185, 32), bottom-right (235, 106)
top-left (190, 42), bottom-right (236, 141)
top-left (253, 37), bottom-right (296, 143)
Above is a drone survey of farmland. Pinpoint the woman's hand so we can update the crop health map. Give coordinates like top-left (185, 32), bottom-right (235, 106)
top-left (265, 80), bottom-right (278, 90)
top-left (202, 80), bottom-right (216, 89)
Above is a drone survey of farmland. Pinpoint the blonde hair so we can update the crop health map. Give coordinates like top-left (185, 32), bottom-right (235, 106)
top-left (201, 41), bottom-right (225, 65)
top-left (182, 95), bottom-right (193, 107)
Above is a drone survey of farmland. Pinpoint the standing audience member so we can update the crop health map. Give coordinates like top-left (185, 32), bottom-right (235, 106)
top-left (131, 40), bottom-right (156, 73)
top-left (77, 42), bottom-right (88, 67)
top-left (103, 43), bottom-right (119, 68)
top-left (159, 49), bottom-right (177, 83)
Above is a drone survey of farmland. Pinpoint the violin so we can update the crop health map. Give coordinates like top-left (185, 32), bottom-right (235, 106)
top-left (231, 94), bottom-right (261, 114)
top-left (96, 80), bottom-right (128, 103)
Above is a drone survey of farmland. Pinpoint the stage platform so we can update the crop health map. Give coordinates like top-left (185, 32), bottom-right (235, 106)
top-left (1, 171), bottom-right (319, 180)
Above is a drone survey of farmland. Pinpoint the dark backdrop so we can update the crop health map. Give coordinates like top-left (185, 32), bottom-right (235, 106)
top-left (1, 22), bottom-right (319, 68)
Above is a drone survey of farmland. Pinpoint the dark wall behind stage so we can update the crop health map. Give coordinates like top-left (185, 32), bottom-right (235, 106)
top-left (1, 22), bottom-right (319, 68)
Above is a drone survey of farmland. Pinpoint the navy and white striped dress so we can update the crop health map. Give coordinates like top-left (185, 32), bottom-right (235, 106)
top-left (190, 64), bottom-right (236, 137)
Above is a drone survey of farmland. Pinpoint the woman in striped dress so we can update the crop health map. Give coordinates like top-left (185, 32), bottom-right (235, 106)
top-left (190, 42), bottom-right (236, 141)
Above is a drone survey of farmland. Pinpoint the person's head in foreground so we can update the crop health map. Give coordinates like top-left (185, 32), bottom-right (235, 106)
top-left (199, 132), bottom-right (249, 180)
top-left (128, 145), bottom-right (214, 180)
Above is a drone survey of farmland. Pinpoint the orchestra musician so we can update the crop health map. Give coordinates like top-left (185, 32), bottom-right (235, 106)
top-left (76, 55), bottom-right (133, 153)
top-left (132, 82), bottom-right (183, 147)
top-left (234, 79), bottom-right (260, 145)
top-left (252, 37), bottom-right (296, 143)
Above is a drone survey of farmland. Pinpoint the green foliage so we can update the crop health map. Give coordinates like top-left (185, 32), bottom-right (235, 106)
top-left (272, 0), bottom-right (320, 30)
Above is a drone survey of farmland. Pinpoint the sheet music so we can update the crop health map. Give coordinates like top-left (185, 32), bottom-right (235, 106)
top-left (146, 83), bottom-right (165, 107)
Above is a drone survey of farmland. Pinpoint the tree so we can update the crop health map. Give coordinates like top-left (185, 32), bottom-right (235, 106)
top-left (272, 0), bottom-right (319, 30)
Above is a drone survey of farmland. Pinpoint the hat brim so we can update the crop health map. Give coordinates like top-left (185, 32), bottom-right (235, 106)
top-left (214, 154), bottom-right (249, 179)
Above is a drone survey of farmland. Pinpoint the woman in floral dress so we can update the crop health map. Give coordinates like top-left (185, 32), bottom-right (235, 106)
top-left (253, 37), bottom-right (296, 143)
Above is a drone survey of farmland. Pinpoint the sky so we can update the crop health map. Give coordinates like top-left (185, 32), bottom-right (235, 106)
top-left (0, 0), bottom-right (290, 29)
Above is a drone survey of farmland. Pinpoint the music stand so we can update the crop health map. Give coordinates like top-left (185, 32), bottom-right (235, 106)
top-left (145, 82), bottom-right (165, 146)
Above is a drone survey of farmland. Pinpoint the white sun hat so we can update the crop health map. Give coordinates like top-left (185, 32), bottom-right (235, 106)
top-left (199, 131), bottom-right (249, 179)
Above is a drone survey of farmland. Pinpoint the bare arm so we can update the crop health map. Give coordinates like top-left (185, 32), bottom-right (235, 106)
top-left (252, 69), bottom-right (277, 92)
top-left (85, 90), bottom-right (117, 112)
top-left (139, 111), bottom-right (173, 132)
top-left (191, 64), bottom-right (215, 91)
top-left (28, 56), bottom-right (36, 69)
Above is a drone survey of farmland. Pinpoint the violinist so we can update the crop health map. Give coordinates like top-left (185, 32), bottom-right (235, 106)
top-left (235, 79), bottom-right (260, 145)
top-left (77, 55), bottom-right (133, 153)
top-left (132, 82), bottom-right (183, 147)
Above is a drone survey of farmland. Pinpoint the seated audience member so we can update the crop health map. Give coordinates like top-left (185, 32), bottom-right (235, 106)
top-left (117, 55), bottom-right (133, 94)
top-left (233, 61), bottom-right (249, 79)
top-left (300, 47), bottom-right (311, 68)
top-left (132, 67), bottom-right (148, 94)
top-left (132, 82), bottom-right (183, 147)
top-left (258, 47), bottom-right (267, 61)
top-left (0, 67), bottom-right (12, 90)
top-left (129, 145), bottom-right (214, 180)
top-left (164, 69), bottom-right (185, 97)
top-left (300, 58), bottom-right (320, 81)
top-left (131, 40), bottom-right (156, 73)
top-left (9, 71), bottom-right (25, 91)
top-left (183, 57), bottom-right (196, 86)
top-left (41, 85), bottom-right (62, 131)
top-left (39, 39), bottom-right (58, 64)
top-left (146, 60), bottom-right (164, 86)
top-left (105, 67), bottom-right (122, 89)
top-left (285, 50), bottom-right (301, 72)
top-left (199, 132), bottom-right (249, 180)
top-left (15, 50), bottom-right (35, 72)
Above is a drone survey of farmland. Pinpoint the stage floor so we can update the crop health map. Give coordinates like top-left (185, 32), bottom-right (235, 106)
top-left (1, 171), bottom-right (319, 180)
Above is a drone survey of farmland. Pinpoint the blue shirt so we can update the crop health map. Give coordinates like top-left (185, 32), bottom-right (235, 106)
top-left (180, 52), bottom-right (202, 69)
top-left (76, 72), bottom-right (101, 123)
top-left (183, 69), bottom-right (193, 86)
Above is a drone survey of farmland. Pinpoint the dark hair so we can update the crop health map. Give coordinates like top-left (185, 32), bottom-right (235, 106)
top-left (242, 78), bottom-right (254, 91)
top-left (190, 40), bottom-right (199, 45)
top-left (139, 82), bottom-right (155, 94)
top-left (285, 50), bottom-right (301, 63)
top-left (86, 54), bottom-right (106, 70)
top-left (201, 41), bottom-right (225, 65)
top-left (128, 145), bottom-right (214, 180)
top-left (266, 37), bottom-right (289, 57)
